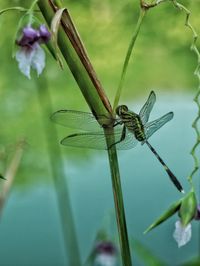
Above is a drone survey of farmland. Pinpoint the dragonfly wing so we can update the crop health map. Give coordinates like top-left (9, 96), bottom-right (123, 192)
top-left (61, 132), bottom-right (107, 149)
top-left (139, 91), bottom-right (156, 124)
top-left (60, 127), bottom-right (138, 150)
top-left (51, 110), bottom-right (112, 131)
top-left (144, 112), bottom-right (174, 140)
top-left (115, 130), bottom-right (139, 150)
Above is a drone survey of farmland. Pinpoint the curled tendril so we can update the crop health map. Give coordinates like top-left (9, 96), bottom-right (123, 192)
top-left (170, 0), bottom-right (200, 183)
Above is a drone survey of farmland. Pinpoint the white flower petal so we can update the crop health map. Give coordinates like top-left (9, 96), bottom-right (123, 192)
top-left (173, 220), bottom-right (192, 248)
top-left (94, 254), bottom-right (117, 266)
top-left (15, 48), bottom-right (35, 79)
top-left (31, 46), bottom-right (45, 76)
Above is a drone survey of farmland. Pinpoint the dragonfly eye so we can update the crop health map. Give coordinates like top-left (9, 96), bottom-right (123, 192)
top-left (116, 105), bottom-right (128, 116)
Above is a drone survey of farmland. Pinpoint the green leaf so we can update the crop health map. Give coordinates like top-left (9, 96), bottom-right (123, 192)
top-left (179, 191), bottom-right (197, 226)
top-left (144, 199), bottom-right (182, 234)
top-left (50, 7), bottom-right (66, 68)
top-left (131, 239), bottom-right (167, 266)
top-left (181, 257), bottom-right (200, 266)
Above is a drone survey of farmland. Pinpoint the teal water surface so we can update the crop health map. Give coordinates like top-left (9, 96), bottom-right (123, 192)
top-left (0, 93), bottom-right (199, 266)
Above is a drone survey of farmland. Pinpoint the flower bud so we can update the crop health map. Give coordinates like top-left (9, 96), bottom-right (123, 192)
top-left (179, 191), bottom-right (197, 226)
top-left (94, 241), bottom-right (118, 266)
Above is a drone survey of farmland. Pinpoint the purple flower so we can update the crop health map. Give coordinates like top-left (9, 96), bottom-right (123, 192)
top-left (39, 25), bottom-right (51, 43)
top-left (95, 241), bottom-right (117, 256)
top-left (194, 204), bottom-right (200, 220)
top-left (15, 25), bottom-right (51, 79)
top-left (16, 26), bottom-right (40, 49)
top-left (94, 241), bottom-right (118, 266)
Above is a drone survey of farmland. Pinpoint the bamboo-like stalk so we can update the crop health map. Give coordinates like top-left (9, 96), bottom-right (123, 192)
top-left (37, 1), bottom-right (132, 265)
top-left (36, 76), bottom-right (81, 266)
top-left (38, 0), bottom-right (112, 119)
top-left (105, 128), bottom-right (132, 266)
top-left (0, 140), bottom-right (25, 215)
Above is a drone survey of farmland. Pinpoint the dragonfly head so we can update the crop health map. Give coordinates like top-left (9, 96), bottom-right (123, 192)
top-left (116, 105), bottom-right (128, 116)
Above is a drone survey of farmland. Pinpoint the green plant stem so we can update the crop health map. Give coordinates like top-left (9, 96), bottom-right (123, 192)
top-left (0, 7), bottom-right (28, 15)
top-left (37, 1), bottom-right (132, 264)
top-left (36, 76), bottom-right (81, 266)
top-left (113, 0), bottom-right (169, 111)
top-left (27, 0), bottom-right (39, 24)
top-left (38, 0), bottom-right (112, 118)
top-left (113, 8), bottom-right (146, 111)
top-left (105, 128), bottom-right (132, 266)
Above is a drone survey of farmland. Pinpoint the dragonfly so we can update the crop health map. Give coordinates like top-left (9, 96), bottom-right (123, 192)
top-left (51, 91), bottom-right (184, 193)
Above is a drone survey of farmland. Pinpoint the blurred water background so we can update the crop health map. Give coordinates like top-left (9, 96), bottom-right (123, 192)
top-left (0, 0), bottom-right (200, 265)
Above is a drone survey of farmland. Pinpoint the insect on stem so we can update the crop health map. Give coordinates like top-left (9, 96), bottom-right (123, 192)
top-left (51, 91), bottom-right (185, 193)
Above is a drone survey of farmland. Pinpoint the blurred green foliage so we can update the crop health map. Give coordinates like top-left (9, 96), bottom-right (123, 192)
top-left (0, 0), bottom-right (199, 187)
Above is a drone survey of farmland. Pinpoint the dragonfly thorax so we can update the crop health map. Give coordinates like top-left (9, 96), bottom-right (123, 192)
top-left (116, 105), bottom-right (146, 142)
top-left (126, 114), bottom-right (146, 142)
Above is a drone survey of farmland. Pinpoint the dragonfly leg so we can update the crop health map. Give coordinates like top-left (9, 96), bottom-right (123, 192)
top-left (113, 120), bottom-right (123, 127)
top-left (108, 125), bottom-right (126, 149)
